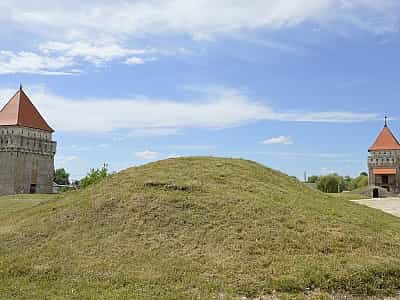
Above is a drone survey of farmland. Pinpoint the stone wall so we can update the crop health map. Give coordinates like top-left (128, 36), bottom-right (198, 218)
top-left (0, 126), bottom-right (56, 196)
top-left (0, 152), bottom-right (16, 195)
top-left (368, 150), bottom-right (400, 193)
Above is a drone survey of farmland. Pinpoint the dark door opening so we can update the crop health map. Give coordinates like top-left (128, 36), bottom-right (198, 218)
top-left (373, 188), bottom-right (379, 198)
top-left (30, 184), bottom-right (37, 194)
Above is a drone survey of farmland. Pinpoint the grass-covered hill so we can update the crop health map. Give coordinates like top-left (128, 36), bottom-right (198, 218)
top-left (1, 157), bottom-right (400, 299)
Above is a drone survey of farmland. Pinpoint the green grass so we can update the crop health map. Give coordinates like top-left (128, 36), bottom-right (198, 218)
top-left (330, 192), bottom-right (366, 201)
top-left (0, 194), bottom-right (54, 217)
top-left (1, 157), bottom-right (400, 299)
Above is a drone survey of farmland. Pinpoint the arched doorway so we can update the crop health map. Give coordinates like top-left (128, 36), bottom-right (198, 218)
top-left (373, 188), bottom-right (379, 198)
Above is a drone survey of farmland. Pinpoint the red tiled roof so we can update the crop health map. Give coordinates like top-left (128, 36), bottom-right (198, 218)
top-left (369, 126), bottom-right (400, 151)
top-left (373, 168), bottom-right (397, 175)
top-left (0, 88), bottom-right (54, 132)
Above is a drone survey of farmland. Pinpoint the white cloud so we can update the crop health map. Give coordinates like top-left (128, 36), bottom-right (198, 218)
top-left (135, 150), bottom-right (160, 160)
top-left (56, 155), bottom-right (79, 165)
top-left (167, 155), bottom-right (182, 159)
top-left (125, 56), bottom-right (157, 65)
top-left (39, 41), bottom-right (150, 65)
top-left (0, 1), bottom-right (398, 74)
top-left (0, 0), bottom-right (398, 42)
top-left (0, 85), bottom-right (380, 133)
top-left (0, 42), bottom-right (157, 75)
top-left (125, 57), bottom-right (146, 65)
top-left (0, 50), bottom-right (78, 75)
top-left (262, 136), bottom-right (294, 145)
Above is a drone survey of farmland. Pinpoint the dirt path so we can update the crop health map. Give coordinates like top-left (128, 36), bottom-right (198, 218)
top-left (352, 197), bottom-right (400, 217)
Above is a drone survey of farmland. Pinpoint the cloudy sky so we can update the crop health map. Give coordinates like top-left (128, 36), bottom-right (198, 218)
top-left (0, 0), bottom-right (399, 180)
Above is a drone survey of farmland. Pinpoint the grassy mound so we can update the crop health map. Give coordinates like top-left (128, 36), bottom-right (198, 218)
top-left (1, 157), bottom-right (400, 299)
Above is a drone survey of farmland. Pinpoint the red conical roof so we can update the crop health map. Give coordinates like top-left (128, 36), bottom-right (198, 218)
top-left (369, 125), bottom-right (400, 151)
top-left (0, 88), bottom-right (54, 132)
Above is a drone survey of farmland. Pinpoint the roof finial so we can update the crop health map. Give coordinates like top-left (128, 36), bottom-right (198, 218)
top-left (385, 115), bottom-right (388, 127)
top-left (19, 83), bottom-right (23, 91)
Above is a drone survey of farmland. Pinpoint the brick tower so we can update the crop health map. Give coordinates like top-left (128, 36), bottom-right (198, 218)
top-left (0, 86), bottom-right (56, 195)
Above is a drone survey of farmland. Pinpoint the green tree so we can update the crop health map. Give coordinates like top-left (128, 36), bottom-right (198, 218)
top-left (343, 176), bottom-right (352, 190)
top-left (54, 168), bottom-right (70, 185)
top-left (317, 174), bottom-right (345, 193)
top-left (349, 174), bottom-right (369, 191)
top-left (360, 172), bottom-right (368, 177)
top-left (307, 175), bottom-right (319, 183)
top-left (80, 164), bottom-right (109, 188)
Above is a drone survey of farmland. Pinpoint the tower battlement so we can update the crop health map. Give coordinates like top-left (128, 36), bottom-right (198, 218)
top-left (0, 127), bottom-right (56, 156)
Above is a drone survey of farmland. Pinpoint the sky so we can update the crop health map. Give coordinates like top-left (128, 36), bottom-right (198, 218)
top-left (0, 0), bottom-right (399, 181)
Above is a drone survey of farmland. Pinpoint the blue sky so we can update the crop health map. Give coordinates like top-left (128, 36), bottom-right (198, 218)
top-left (0, 0), bottom-right (399, 180)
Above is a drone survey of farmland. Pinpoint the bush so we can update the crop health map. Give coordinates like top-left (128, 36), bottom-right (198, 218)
top-left (307, 176), bottom-right (319, 184)
top-left (80, 165), bottom-right (109, 188)
top-left (348, 174), bottom-right (369, 191)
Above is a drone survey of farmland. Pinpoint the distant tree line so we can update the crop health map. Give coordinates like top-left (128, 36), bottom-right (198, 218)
top-left (307, 172), bottom-right (368, 193)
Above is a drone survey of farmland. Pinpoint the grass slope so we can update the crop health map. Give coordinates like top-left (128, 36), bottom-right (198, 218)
top-left (1, 157), bottom-right (400, 299)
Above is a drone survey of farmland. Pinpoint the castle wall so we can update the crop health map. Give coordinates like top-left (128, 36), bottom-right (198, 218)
top-left (0, 152), bottom-right (16, 195)
top-left (13, 152), bottom-right (55, 194)
top-left (0, 126), bottom-right (56, 196)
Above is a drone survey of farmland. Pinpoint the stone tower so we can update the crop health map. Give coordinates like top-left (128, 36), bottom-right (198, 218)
top-left (0, 87), bottom-right (56, 195)
top-left (368, 118), bottom-right (400, 195)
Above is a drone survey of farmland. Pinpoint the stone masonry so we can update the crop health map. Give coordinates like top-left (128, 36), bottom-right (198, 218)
top-left (0, 87), bottom-right (56, 195)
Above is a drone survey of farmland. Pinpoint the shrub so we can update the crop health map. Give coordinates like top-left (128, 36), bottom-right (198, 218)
top-left (348, 174), bottom-right (369, 191)
top-left (80, 165), bottom-right (109, 188)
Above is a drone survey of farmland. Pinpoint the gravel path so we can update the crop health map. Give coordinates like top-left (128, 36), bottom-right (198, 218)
top-left (352, 197), bottom-right (400, 217)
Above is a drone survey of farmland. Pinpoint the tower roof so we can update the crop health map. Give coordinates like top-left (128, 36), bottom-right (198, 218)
top-left (369, 123), bottom-right (400, 151)
top-left (0, 87), bottom-right (54, 132)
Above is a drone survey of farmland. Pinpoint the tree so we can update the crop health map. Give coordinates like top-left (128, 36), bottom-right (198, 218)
top-left (54, 168), bottom-right (70, 185)
top-left (360, 172), bottom-right (368, 177)
top-left (343, 176), bottom-right (352, 190)
top-left (348, 173), bottom-right (369, 191)
top-left (317, 174), bottom-right (345, 193)
top-left (80, 164), bottom-right (109, 188)
top-left (307, 175), bottom-right (319, 183)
